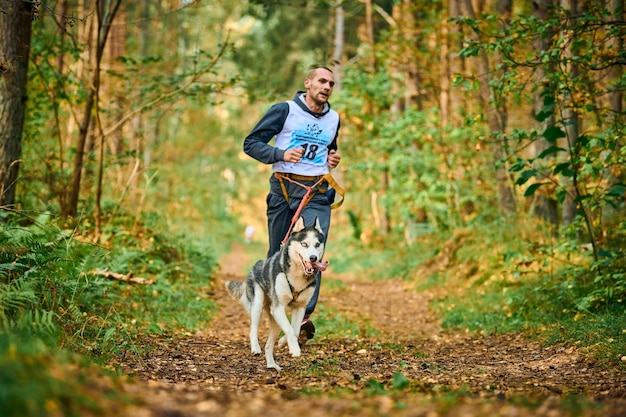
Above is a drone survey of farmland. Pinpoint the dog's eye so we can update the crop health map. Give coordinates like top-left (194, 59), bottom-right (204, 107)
top-left (301, 242), bottom-right (308, 248)
top-left (315, 243), bottom-right (320, 248)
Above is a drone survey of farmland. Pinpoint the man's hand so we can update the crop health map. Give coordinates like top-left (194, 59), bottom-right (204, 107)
top-left (328, 149), bottom-right (341, 169)
top-left (283, 148), bottom-right (304, 163)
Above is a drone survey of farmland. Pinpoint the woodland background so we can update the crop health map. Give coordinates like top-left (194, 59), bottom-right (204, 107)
top-left (0, 0), bottom-right (625, 415)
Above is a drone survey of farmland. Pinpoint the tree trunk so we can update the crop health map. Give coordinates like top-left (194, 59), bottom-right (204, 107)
top-left (447, 0), bottom-right (464, 128)
top-left (531, 0), bottom-right (559, 225)
top-left (461, 0), bottom-right (515, 214)
top-left (361, 0), bottom-right (388, 234)
top-left (390, 0), bottom-right (421, 112)
top-left (607, 0), bottom-right (623, 116)
top-left (363, 0), bottom-right (376, 71)
top-left (607, 0), bottom-right (624, 192)
top-left (559, 0), bottom-right (580, 225)
top-left (95, 5), bottom-right (127, 236)
top-left (0, 1), bottom-right (34, 209)
top-left (440, 5), bottom-right (451, 128)
top-left (331, 0), bottom-right (344, 90)
top-left (56, 0), bottom-right (69, 74)
top-left (66, 0), bottom-right (122, 217)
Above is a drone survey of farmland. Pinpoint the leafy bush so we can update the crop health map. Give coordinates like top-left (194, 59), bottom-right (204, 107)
top-left (0, 211), bottom-right (219, 415)
top-left (334, 64), bottom-right (497, 244)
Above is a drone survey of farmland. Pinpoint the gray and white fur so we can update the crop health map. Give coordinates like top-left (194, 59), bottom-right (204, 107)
top-left (225, 216), bottom-right (327, 370)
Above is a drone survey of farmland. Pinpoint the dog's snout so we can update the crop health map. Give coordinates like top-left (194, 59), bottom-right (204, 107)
top-left (309, 255), bottom-right (318, 263)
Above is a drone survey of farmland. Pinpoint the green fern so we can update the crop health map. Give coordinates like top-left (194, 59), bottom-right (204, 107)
top-left (0, 279), bottom-right (38, 330)
top-left (0, 261), bottom-right (28, 282)
top-left (14, 309), bottom-right (56, 334)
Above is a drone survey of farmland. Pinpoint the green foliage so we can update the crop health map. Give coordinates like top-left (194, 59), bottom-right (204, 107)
top-left (364, 371), bottom-right (413, 398)
top-left (0, 220), bottom-right (89, 340)
top-left (0, 210), bottom-right (219, 415)
top-left (302, 357), bottom-right (343, 377)
top-left (0, 210), bottom-right (218, 346)
top-left (391, 371), bottom-right (410, 390)
top-left (233, 0), bottom-right (364, 99)
top-left (456, 4), bottom-right (626, 260)
top-left (22, 2), bottom-right (240, 219)
top-left (9, 1), bottom-right (626, 411)
top-left (334, 65), bottom-right (496, 240)
top-left (314, 304), bottom-right (377, 339)
top-left (0, 278), bottom-right (37, 330)
top-left (328, 236), bottom-right (415, 277)
top-left (415, 218), bottom-right (626, 361)
top-left (136, 114), bottom-right (245, 247)
top-left (364, 378), bottom-right (388, 396)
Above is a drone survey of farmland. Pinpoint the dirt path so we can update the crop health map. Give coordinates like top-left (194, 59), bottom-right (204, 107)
top-left (116, 244), bottom-right (626, 416)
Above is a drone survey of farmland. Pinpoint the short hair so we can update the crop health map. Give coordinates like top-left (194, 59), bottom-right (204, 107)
top-left (307, 66), bottom-right (333, 80)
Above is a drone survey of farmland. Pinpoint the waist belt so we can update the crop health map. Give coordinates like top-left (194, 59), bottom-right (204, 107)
top-left (279, 173), bottom-right (322, 182)
top-left (274, 172), bottom-right (345, 209)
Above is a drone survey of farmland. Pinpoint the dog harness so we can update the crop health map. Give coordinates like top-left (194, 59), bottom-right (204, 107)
top-left (275, 172), bottom-right (345, 246)
top-left (287, 277), bottom-right (318, 304)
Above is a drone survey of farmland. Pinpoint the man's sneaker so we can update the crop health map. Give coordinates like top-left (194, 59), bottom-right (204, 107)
top-left (298, 319), bottom-right (315, 346)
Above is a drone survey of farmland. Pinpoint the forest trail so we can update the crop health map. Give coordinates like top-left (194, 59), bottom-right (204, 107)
top-left (115, 243), bottom-right (626, 417)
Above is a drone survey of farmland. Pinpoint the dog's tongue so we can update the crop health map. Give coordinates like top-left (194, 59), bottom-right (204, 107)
top-left (314, 260), bottom-right (329, 272)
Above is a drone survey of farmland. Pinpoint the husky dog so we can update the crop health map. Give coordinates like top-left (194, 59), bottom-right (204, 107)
top-left (225, 217), bottom-right (328, 370)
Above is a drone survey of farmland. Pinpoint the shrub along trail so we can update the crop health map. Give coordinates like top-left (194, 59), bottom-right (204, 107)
top-left (113, 244), bottom-right (626, 416)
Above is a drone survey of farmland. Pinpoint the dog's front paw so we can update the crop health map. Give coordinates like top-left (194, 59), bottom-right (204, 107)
top-left (251, 340), bottom-right (262, 354)
top-left (267, 362), bottom-right (282, 371)
top-left (289, 344), bottom-right (301, 357)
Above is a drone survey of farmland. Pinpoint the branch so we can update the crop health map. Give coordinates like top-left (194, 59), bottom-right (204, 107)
top-left (373, 5), bottom-right (395, 27)
top-left (87, 269), bottom-right (155, 285)
top-left (16, 0), bottom-right (95, 26)
top-left (101, 31), bottom-right (232, 139)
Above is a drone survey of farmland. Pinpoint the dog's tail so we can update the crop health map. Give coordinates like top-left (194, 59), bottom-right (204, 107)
top-left (224, 280), bottom-right (245, 300)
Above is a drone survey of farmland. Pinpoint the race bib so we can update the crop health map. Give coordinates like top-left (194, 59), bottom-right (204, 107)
top-left (286, 124), bottom-right (331, 166)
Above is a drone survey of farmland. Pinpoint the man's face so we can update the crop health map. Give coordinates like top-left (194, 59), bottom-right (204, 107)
top-left (305, 68), bottom-right (335, 106)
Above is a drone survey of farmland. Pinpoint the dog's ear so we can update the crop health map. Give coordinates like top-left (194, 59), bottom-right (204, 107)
top-left (314, 216), bottom-right (323, 233)
top-left (294, 216), bottom-right (305, 232)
